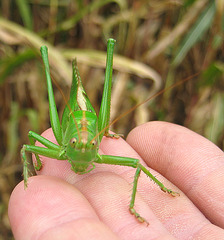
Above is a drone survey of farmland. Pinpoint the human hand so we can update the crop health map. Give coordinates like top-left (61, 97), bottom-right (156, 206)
top-left (9, 121), bottom-right (224, 239)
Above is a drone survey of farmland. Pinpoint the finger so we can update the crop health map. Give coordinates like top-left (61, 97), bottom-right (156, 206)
top-left (8, 176), bottom-right (120, 240)
top-left (73, 170), bottom-right (177, 239)
top-left (101, 125), bottom-right (220, 239)
top-left (33, 129), bottom-right (177, 238)
top-left (126, 122), bottom-right (224, 230)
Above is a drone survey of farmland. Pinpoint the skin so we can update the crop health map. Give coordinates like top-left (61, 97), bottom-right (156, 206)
top-left (9, 121), bottom-right (224, 240)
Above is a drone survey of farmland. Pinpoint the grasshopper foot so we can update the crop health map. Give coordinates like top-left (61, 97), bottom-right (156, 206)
top-left (104, 132), bottom-right (124, 139)
top-left (161, 187), bottom-right (180, 197)
top-left (34, 155), bottom-right (43, 171)
top-left (34, 161), bottom-right (42, 171)
top-left (129, 207), bottom-right (149, 226)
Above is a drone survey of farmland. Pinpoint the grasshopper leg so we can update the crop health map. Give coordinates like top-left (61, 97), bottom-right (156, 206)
top-left (129, 164), bottom-right (179, 225)
top-left (104, 132), bottom-right (124, 139)
top-left (139, 164), bottom-right (180, 197)
top-left (129, 166), bottom-right (149, 225)
top-left (96, 155), bottom-right (179, 224)
top-left (21, 145), bottom-right (31, 188)
top-left (22, 131), bottom-right (62, 188)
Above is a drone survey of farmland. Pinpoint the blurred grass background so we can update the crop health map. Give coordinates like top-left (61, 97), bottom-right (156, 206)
top-left (0, 0), bottom-right (223, 238)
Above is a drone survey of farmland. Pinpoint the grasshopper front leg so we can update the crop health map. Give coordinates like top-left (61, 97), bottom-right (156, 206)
top-left (21, 131), bottom-right (64, 188)
top-left (95, 154), bottom-right (179, 224)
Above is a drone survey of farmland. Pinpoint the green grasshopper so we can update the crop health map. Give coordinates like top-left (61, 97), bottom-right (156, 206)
top-left (21, 38), bottom-right (179, 224)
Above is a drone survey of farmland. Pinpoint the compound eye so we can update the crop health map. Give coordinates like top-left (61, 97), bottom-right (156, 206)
top-left (91, 140), bottom-right (97, 146)
top-left (70, 138), bottom-right (77, 147)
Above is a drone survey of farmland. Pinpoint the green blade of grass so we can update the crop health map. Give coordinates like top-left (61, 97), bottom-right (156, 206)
top-left (0, 17), bottom-right (71, 85)
top-left (40, 0), bottom-right (125, 36)
top-left (206, 93), bottom-right (224, 146)
top-left (0, 49), bottom-right (37, 85)
top-left (172, 1), bottom-right (216, 66)
top-left (15, 0), bottom-right (33, 30)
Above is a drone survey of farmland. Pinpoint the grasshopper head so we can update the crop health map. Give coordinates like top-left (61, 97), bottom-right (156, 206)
top-left (66, 131), bottom-right (99, 173)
